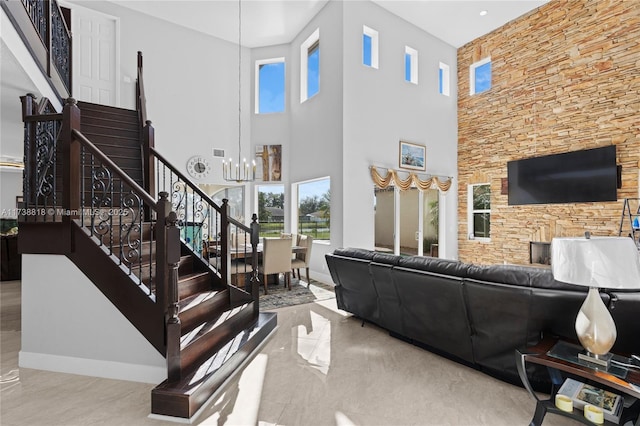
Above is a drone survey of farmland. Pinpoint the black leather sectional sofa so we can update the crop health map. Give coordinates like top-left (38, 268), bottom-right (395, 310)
top-left (325, 248), bottom-right (640, 386)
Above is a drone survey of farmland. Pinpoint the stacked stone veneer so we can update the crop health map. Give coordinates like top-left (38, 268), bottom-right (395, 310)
top-left (457, 0), bottom-right (640, 265)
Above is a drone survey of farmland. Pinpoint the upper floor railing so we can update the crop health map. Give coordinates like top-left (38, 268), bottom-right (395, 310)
top-left (2, 0), bottom-right (72, 100)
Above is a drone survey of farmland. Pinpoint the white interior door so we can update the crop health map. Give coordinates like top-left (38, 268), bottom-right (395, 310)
top-left (72, 8), bottom-right (119, 106)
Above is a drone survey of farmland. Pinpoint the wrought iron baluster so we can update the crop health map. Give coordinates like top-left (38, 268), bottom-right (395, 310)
top-left (23, 121), bottom-right (31, 212)
top-left (109, 175), bottom-right (114, 256)
top-left (119, 181), bottom-right (124, 265)
top-left (52, 121), bottom-right (59, 222)
top-left (21, 0), bottom-right (47, 45)
top-left (148, 211), bottom-right (153, 296)
top-left (34, 121), bottom-right (47, 220)
top-left (156, 157), bottom-right (160, 194)
top-left (90, 154), bottom-right (95, 236)
top-left (50, 1), bottom-right (71, 91)
top-left (81, 145), bottom-right (85, 228)
top-left (91, 158), bottom-right (112, 247)
top-left (121, 190), bottom-right (142, 276)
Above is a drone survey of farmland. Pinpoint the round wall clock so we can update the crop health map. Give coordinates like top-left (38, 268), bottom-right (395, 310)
top-left (186, 155), bottom-right (211, 180)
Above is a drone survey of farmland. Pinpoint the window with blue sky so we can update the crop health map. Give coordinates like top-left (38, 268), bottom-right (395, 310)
top-left (363, 25), bottom-right (378, 68)
top-left (405, 46), bottom-right (418, 84)
top-left (307, 41), bottom-right (319, 98)
top-left (300, 28), bottom-right (320, 102)
top-left (255, 58), bottom-right (285, 114)
top-left (470, 57), bottom-right (491, 95)
top-left (364, 34), bottom-right (372, 66)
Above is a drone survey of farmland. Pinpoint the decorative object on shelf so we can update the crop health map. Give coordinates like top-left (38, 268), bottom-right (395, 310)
top-left (554, 394), bottom-right (573, 413)
top-left (399, 141), bottom-right (426, 171)
top-left (186, 156), bottom-right (211, 180)
top-left (551, 235), bottom-right (640, 368)
top-left (369, 166), bottom-right (452, 192)
top-left (222, 0), bottom-right (255, 183)
top-left (557, 378), bottom-right (622, 424)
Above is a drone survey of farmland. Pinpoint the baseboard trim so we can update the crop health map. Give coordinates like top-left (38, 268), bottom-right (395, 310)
top-left (19, 350), bottom-right (166, 384)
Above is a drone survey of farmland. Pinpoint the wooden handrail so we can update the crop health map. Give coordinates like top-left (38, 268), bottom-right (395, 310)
top-left (24, 113), bottom-right (63, 122)
top-left (72, 129), bottom-right (158, 209)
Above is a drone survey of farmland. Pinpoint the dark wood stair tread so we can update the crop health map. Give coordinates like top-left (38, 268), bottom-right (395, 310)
top-left (178, 289), bottom-right (223, 312)
top-left (178, 271), bottom-right (210, 283)
top-left (151, 312), bottom-right (277, 419)
top-left (179, 303), bottom-right (248, 349)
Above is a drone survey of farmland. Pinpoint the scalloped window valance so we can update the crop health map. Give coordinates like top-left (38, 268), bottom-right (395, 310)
top-left (370, 166), bottom-right (452, 192)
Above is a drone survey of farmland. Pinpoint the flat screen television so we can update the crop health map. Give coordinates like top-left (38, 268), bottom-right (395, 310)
top-left (507, 146), bottom-right (617, 205)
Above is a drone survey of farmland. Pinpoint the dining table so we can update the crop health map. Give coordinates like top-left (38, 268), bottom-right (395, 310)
top-left (205, 241), bottom-right (306, 260)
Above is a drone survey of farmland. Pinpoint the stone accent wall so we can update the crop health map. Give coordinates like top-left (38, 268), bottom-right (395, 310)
top-left (457, 0), bottom-right (640, 265)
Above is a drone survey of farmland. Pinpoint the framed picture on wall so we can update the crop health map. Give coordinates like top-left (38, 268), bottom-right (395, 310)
top-left (399, 141), bottom-right (426, 171)
top-left (255, 144), bottom-right (282, 182)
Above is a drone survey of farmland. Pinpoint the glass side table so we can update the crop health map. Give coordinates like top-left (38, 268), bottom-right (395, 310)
top-left (516, 337), bottom-right (640, 426)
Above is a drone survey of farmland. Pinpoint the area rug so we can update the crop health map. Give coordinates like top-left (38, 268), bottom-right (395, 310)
top-left (259, 277), bottom-right (336, 311)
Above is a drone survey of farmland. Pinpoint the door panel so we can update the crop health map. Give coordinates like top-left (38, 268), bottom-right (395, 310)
top-left (73, 10), bottom-right (118, 106)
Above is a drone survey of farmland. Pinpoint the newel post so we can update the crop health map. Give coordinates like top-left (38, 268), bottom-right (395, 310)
top-left (142, 120), bottom-right (155, 221)
top-left (165, 210), bottom-right (182, 382)
top-left (156, 192), bottom-right (171, 313)
top-left (61, 97), bottom-right (81, 224)
top-left (20, 94), bottom-right (37, 207)
top-left (250, 214), bottom-right (260, 316)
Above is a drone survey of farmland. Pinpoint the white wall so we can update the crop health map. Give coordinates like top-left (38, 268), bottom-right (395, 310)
top-left (66, 1), bottom-right (252, 191)
top-left (20, 254), bottom-right (166, 383)
top-left (249, 1), bottom-right (344, 282)
top-left (341, 1), bottom-right (459, 259)
top-left (287, 1), bottom-right (345, 278)
top-left (0, 169), bottom-right (22, 216)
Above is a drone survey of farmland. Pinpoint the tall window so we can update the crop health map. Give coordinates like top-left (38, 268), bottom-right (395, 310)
top-left (439, 62), bottom-right (450, 96)
top-left (469, 184), bottom-right (490, 239)
top-left (470, 57), bottom-right (491, 95)
top-left (257, 185), bottom-right (284, 237)
top-left (211, 186), bottom-right (245, 221)
top-left (300, 29), bottom-right (320, 102)
top-left (405, 46), bottom-right (418, 84)
top-left (296, 177), bottom-right (330, 241)
top-left (255, 58), bottom-right (285, 114)
top-left (363, 25), bottom-right (379, 69)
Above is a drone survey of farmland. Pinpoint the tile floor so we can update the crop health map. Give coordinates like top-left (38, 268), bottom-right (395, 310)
top-left (0, 280), bottom-right (576, 425)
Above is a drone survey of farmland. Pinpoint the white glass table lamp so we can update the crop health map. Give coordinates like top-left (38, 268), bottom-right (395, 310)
top-left (551, 236), bottom-right (640, 368)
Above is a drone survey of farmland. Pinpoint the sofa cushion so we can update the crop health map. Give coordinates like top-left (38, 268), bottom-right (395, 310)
top-left (398, 255), bottom-right (469, 277)
top-left (333, 247), bottom-right (376, 261)
top-left (371, 252), bottom-right (402, 266)
top-left (466, 264), bottom-right (539, 287)
top-left (528, 268), bottom-right (590, 291)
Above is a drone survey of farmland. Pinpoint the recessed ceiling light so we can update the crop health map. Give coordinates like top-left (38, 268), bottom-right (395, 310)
top-left (480, 10), bottom-right (488, 16)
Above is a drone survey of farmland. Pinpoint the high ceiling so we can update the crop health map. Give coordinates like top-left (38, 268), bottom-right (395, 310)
top-left (2, 0), bottom-right (549, 160)
top-left (106, 0), bottom-right (549, 48)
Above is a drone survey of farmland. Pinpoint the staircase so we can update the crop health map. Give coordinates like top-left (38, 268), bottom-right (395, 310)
top-left (6, 3), bottom-right (276, 417)
top-left (19, 89), bottom-right (276, 421)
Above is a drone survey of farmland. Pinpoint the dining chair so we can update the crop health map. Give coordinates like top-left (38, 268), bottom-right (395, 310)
top-left (258, 237), bottom-right (293, 294)
top-left (291, 234), bottom-right (313, 287)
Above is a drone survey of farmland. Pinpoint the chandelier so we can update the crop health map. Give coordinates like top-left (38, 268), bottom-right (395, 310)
top-left (223, 0), bottom-right (255, 183)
